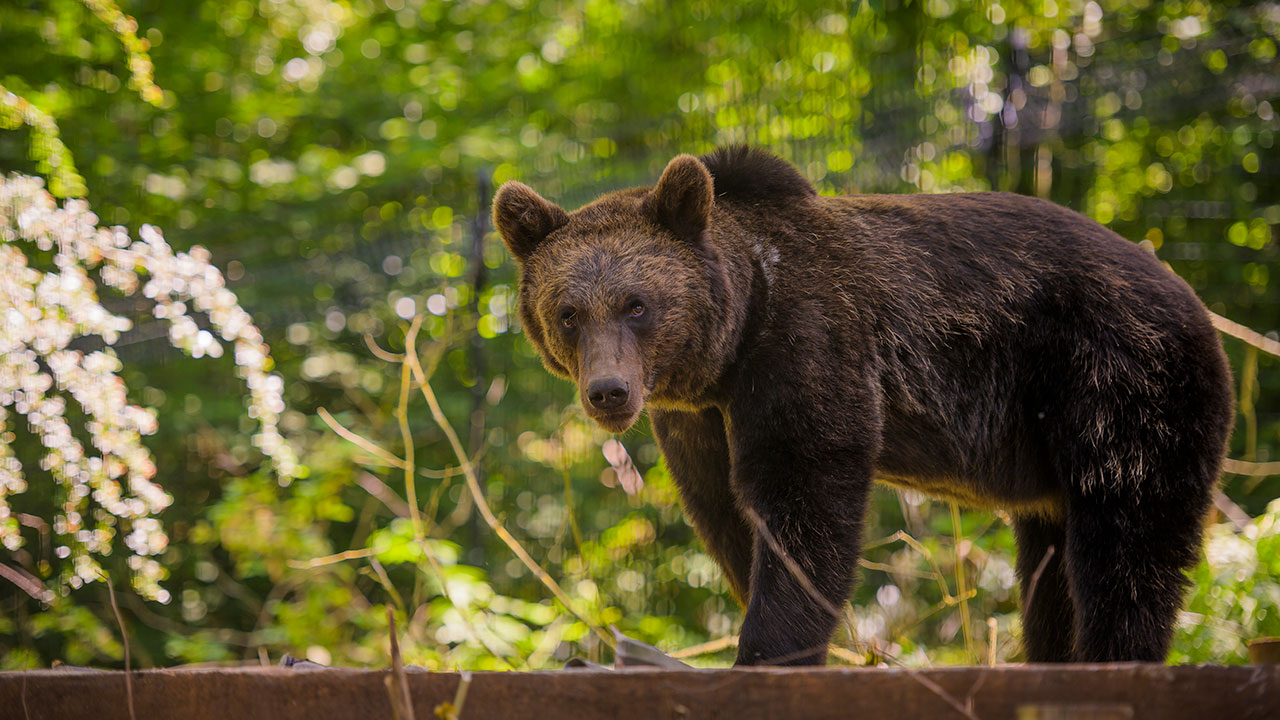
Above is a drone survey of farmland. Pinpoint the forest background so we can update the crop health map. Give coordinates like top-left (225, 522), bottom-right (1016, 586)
top-left (1, 0), bottom-right (1278, 670)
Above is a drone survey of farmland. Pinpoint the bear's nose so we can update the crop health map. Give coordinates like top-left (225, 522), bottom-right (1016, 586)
top-left (587, 378), bottom-right (629, 410)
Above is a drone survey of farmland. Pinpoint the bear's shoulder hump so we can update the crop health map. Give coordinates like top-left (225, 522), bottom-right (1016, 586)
top-left (697, 146), bottom-right (817, 204)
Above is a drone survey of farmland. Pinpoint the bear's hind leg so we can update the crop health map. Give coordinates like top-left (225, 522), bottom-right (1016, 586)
top-left (1013, 514), bottom-right (1076, 662)
top-left (1063, 487), bottom-right (1210, 662)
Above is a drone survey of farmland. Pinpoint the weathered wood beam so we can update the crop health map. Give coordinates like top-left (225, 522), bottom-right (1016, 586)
top-left (2, 664), bottom-right (1276, 720)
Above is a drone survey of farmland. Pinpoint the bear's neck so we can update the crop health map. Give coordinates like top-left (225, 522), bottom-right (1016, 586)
top-left (649, 210), bottom-right (764, 411)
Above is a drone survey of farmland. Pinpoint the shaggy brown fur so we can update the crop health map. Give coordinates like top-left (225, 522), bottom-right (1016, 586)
top-left (492, 146), bottom-right (1234, 666)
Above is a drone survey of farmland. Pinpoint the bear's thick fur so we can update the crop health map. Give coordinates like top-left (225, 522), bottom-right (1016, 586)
top-left (492, 146), bottom-right (1234, 666)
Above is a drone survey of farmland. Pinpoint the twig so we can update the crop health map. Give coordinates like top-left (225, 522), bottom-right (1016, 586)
top-left (397, 315), bottom-right (427, 541)
top-left (669, 635), bottom-right (739, 659)
top-left (525, 617), bottom-right (569, 669)
top-left (676, 636), bottom-right (980, 719)
top-left (318, 407), bottom-right (405, 468)
top-left (830, 647), bottom-right (981, 719)
top-left (357, 473), bottom-right (412, 518)
top-left (420, 465), bottom-right (471, 480)
top-left (759, 641), bottom-right (836, 666)
top-left (100, 572), bottom-right (136, 720)
top-left (964, 672), bottom-right (988, 718)
top-left (904, 668), bottom-right (981, 720)
top-left (393, 319), bottom-right (519, 668)
top-left (287, 547), bottom-right (374, 569)
top-left (365, 333), bottom-right (404, 362)
top-left (894, 595), bottom-right (970, 638)
top-left (742, 510), bottom-right (897, 663)
top-left (738, 502), bottom-right (985, 719)
top-left (0, 564), bottom-right (50, 601)
top-left (402, 322), bottom-right (614, 650)
top-left (741, 506), bottom-right (842, 619)
top-left (986, 618), bottom-right (998, 667)
top-left (1239, 345), bottom-right (1260, 471)
top-left (15, 513), bottom-right (49, 531)
top-left (864, 530), bottom-right (961, 604)
top-left (385, 606), bottom-right (416, 720)
top-left (950, 502), bottom-right (976, 663)
top-left (1222, 457), bottom-right (1280, 478)
top-left (1213, 489), bottom-right (1252, 532)
top-left (827, 646), bottom-right (868, 665)
top-left (434, 670), bottom-right (472, 720)
top-left (330, 328), bottom-right (524, 668)
top-left (1022, 545), bottom-right (1056, 619)
top-left (858, 559), bottom-right (940, 581)
top-left (370, 557), bottom-right (406, 614)
top-left (1210, 311), bottom-right (1280, 358)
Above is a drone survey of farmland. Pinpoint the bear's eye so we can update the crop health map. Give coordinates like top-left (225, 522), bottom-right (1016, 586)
top-left (628, 301), bottom-right (645, 319)
top-left (560, 309), bottom-right (577, 330)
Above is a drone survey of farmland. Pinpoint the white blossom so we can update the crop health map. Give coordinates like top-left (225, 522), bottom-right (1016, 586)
top-left (0, 173), bottom-right (297, 601)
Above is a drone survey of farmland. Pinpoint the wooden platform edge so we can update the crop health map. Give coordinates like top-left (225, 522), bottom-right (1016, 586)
top-left (1, 663), bottom-right (1276, 720)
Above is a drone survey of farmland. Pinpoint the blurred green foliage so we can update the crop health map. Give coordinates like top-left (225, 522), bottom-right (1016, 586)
top-left (1, 0), bottom-right (1277, 670)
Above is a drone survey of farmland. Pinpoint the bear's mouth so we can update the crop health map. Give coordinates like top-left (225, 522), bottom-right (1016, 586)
top-left (578, 371), bottom-right (649, 433)
top-left (589, 409), bottom-right (640, 433)
top-left (582, 385), bottom-right (646, 433)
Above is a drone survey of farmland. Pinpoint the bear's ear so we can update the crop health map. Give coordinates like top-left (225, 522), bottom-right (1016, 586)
top-left (492, 181), bottom-right (569, 262)
top-left (646, 154), bottom-right (713, 241)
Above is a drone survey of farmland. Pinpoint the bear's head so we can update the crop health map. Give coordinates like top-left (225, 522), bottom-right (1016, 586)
top-left (492, 154), bottom-right (722, 433)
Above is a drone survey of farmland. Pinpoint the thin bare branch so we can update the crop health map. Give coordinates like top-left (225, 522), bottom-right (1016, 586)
top-left (1210, 311), bottom-right (1280, 358)
top-left (669, 635), bottom-right (739, 659)
top-left (287, 547), bottom-right (374, 569)
top-left (1022, 545), bottom-right (1056, 619)
top-left (859, 559), bottom-right (941, 581)
top-left (827, 646), bottom-right (868, 665)
top-left (319, 407), bottom-right (405, 468)
top-left (1212, 490), bottom-right (1252, 532)
top-left (986, 618), bottom-right (998, 667)
top-left (741, 506), bottom-right (842, 620)
top-left (15, 514), bottom-right (49, 532)
top-left (950, 502), bottom-right (976, 663)
top-left (0, 564), bottom-right (50, 601)
top-left (419, 465), bottom-right (470, 480)
top-left (357, 473), bottom-right (412, 518)
top-left (830, 647), bottom-right (981, 720)
top-left (101, 572), bottom-right (136, 720)
top-left (402, 320), bottom-right (614, 650)
top-left (397, 315), bottom-right (427, 541)
top-left (434, 670), bottom-right (472, 720)
top-left (370, 557), bottom-right (405, 615)
top-left (385, 606), bottom-right (416, 720)
top-left (758, 641), bottom-right (835, 666)
top-left (1222, 457), bottom-right (1280, 478)
top-left (864, 530), bottom-right (960, 604)
top-left (365, 333), bottom-right (404, 362)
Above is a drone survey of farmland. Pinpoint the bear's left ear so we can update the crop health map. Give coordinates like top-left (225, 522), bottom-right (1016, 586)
top-left (492, 181), bottom-right (570, 263)
top-left (646, 154), bottom-right (713, 241)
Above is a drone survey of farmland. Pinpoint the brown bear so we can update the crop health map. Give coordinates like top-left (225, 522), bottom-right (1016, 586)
top-left (492, 146), bottom-right (1234, 666)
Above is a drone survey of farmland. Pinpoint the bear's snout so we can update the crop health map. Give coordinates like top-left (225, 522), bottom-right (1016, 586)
top-left (586, 377), bottom-right (630, 410)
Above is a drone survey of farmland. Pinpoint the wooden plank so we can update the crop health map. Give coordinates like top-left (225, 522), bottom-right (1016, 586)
top-left (1, 664), bottom-right (1276, 720)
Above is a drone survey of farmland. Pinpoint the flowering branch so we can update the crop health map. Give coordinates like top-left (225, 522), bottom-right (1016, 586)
top-left (0, 173), bottom-right (295, 600)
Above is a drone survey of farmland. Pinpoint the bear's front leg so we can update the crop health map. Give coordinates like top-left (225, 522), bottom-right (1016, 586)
top-left (651, 408), bottom-right (754, 605)
top-left (726, 392), bottom-right (877, 666)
